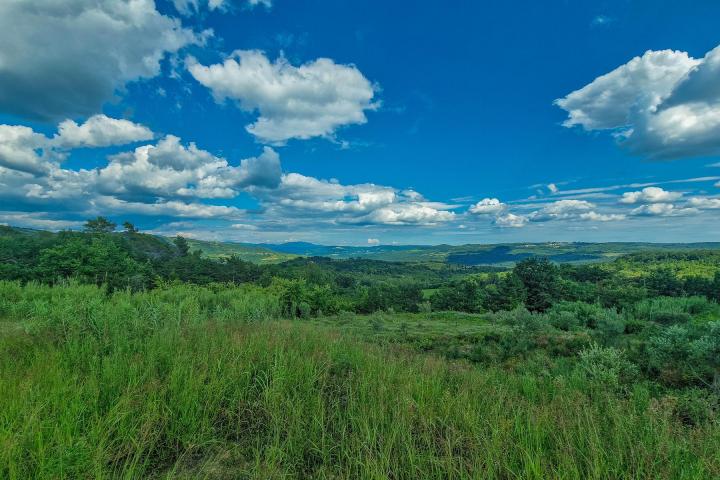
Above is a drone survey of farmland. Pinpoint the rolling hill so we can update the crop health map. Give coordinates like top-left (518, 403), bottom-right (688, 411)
top-left (237, 240), bottom-right (720, 266)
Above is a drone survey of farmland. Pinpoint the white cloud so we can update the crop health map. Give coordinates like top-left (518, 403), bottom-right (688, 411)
top-left (97, 136), bottom-right (282, 200)
top-left (469, 198), bottom-right (506, 215)
top-left (0, 0), bottom-right (203, 120)
top-left (0, 125), bottom-right (457, 230)
top-left (187, 50), bottom-right (377, 143)
top-left (94, 196), bottom-right (245, 219)
top-left (346, 203), bottom-right (455, 226)
top-left (688, 197), bottom-right (720, 209)
top-left (556, 45), bottom-right (720, 159)
top-left (231, 223), bottom-right (259, 230)
top-left (367, 238), bottom-right (380, 246)
top-left (0, 129), bottom-right (286, 224)
top-left (0, 212), bottom-right (83, 230)
top-left (547, 183), bottom-right (559, 193)
top-left (173, 0), bottom-right (214, 15)
top-left (578, 211), bottom-right (626, 222)
top-left (247, 0), bottom-right (272, 7)
top-left (255, 173), bottom-right (455, 226)
top-left (630, 203), bottom-right (698, 217)
top-left (619, 186), bottom-right (682, 204)
top-left (528, 199), bottom-right (625, 223)
top-left (53, 115), bottom-right (154, 149)
top-left (494, 213), bottom-right (528, 228)
top-left (555, 49), bottom-right (697, 131)
top-left (0, 125), bottom-right (56, 175)
top-left (173, 0), bottom-right (270, 15)
top-left (529, 199), bottom-right (593, 221)
top-left (1, 116), bottom-right (154, 176)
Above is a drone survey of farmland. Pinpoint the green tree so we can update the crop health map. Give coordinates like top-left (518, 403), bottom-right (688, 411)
top-left (273, 278), bottom-right (310, 318)
top-left (513, 257), bottom-right (559, 312)
top-left (84, 216), bottom-right (116, 234)
top-left (485, 273), bottom-right (526, 312)
top-left (174, 236), bottom-right (190, 257)
top-left (36, 235), bottom-right (149, 291)
top-left (647, 267), bottom-right (684, 297)
top-left (122, 221), bottom-right (139, 234)
top-left (430, 277), bottom-right (485, 313)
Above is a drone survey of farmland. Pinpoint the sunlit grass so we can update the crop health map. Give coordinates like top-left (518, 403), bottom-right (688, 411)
top-left (1, 281), bottom-right (718, 479)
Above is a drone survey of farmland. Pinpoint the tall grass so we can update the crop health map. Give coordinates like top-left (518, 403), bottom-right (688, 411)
top-left (1, 281), bottom-right (718, 479)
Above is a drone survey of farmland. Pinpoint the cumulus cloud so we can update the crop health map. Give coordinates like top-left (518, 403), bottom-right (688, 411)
top-left (529, 200), bottom-right (593, 221)
top-left (494, 213), bottom-right (528, 228)
top-left (469, 198), bottom-right (506, 215)
top-left (630, 203), bottom-right (698, 217)
top-left (556, 45), bottom-right (720, 159)
top-left (468, 197), bottom-right (628, 228)
top-left (619, 187), bottom-right (682, 204)
top-left (0, 125), bottom-right (56, 175)
top-left (345, 203), bottom-right (454, 226)
top-left (187, 50), bottom-right (377, 143)
top-left (0, 211), bottom-right (84, 230)
top-left (95, 196), bottom-right (245, 219)
top-left (231, 223), bottom-right (259, 230)
top-left (0, 0), bottom-right (203, 120)
top-left (97, 136), bottom-right (282, 200)
top-left (53, 115), bottom-right (154, 149)
top-left (0, 125), bottom-right (457, 230)
top-left (577, 211), bottom-right (626, 222)
top-left (367, 238), bottom-right (380, 246)
top-left (555, 50), bottom-right (697, 130)
top-left (688, 197), bottom-right (720, 209)
top-left (528, 200), bottom-right (625, 223)
top-left (0, 129), bottom-right (286, 224)
top-left (0, 116), bottom-right (154, 175)
top-left (255, 173), bottom-right (455, 226)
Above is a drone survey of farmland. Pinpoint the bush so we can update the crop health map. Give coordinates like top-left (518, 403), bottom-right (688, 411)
top-left (673, 388), bottom-right (720, 426)
top-left (644, 322), bottom-right (720, 388)
top-left (576, 344), bottom-right (639, 394)
top-left (548, 301), bottom-right (625, 342)
top-left (633, 296), bottom-right (718, 324)
top-left (548, 310), bottom-right (581, 331)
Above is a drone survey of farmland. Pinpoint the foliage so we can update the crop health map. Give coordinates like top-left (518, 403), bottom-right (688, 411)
top-left (83, 216), bottom-right (117, 234)
top-left (576, 344), bottom-right (639, 394)
top-left (173, 235), bottom-right (190, 256)
top-left (513, 257), bottom-right (560, 312)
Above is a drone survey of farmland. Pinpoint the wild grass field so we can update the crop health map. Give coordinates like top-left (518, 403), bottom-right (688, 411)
top-left (2, 282), bottom-right (719, 479)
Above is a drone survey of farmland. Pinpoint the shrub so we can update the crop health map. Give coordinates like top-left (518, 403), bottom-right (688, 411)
top-left (633, 296), bottom-right (718, 324)
top-left (673, 388), bottom-right (720, 426)
top-left (576, 344), bottom-right (639, 394)
top-left (644, 322), bottom-right (720, 388)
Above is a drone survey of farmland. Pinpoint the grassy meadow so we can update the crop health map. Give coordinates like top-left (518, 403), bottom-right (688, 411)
top-left (2, 281), bottom-right (719, 479)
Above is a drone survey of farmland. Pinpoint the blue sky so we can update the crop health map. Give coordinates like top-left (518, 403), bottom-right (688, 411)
top-left (1, 0), bottom-right (720, 245)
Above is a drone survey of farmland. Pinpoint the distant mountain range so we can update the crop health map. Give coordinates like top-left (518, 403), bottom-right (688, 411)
top-left (4, 225), bottom-right (720, 267)
top-left (189, 238), bottom-right (720, 266)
